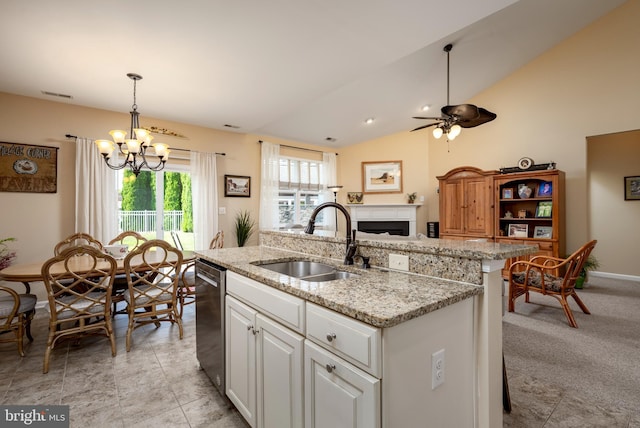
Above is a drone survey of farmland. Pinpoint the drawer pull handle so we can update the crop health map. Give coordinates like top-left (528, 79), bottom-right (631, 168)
top-left (247, 325), bottom-right (253, 331)
top-left (326, 333), bottom-right (337, 342)
top-left (325, 363), bottom-right (336, 373)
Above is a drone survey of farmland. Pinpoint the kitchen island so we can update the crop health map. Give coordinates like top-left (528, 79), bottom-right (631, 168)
top-left (196, 230), bottom-right (535, 428)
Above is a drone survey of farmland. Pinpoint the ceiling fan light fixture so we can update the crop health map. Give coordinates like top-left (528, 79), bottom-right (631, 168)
top-left (449, 124), bottom-right (462, 139)
top-left (410, 43), bottom-right (496, 137)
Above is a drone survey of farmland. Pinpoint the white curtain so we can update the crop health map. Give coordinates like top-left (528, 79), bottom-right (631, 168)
top-left (319, 152), bottom-right (338, 230)
top-left (75, 137), bottom-right (118, 243)
top-left (259, 141), bottom-right (280, 230)
top-left (191, 151), bottom-right (218, 251)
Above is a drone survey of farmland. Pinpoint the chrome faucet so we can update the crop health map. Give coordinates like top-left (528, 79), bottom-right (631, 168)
top-left (304, 202), bottom-right (357, 265)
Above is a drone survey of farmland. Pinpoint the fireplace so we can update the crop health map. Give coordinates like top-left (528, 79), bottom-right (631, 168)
top-left (347, 203), bottom-right (420, 237)
top-left (358, 220), bottom-right (409, 236)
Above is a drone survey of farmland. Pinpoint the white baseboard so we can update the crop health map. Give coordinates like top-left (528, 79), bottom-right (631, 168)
top-left (590, 271), bottom-right (640, 282)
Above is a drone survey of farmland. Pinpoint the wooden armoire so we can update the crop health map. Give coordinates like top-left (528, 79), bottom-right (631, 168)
top-left (436, 166), bottom-right (498, 240)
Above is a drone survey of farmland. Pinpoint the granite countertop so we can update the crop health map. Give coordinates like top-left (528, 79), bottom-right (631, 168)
top-left (260, 229), bottom-right (537, 261)
top-left (196, 245), bottom-right (484, 329)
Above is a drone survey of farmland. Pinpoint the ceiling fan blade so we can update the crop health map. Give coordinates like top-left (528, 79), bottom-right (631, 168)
top-left (441, 104), bottom-right (480, 120)
top-left (411, 122), bottom-right (440, 132)
top-left (412, 116), bottom-right (444, 120)
top-left (457, 107), bottom-right (497, 128)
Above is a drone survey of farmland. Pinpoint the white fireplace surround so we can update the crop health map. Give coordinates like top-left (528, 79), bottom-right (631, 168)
top-left (347, 204), bottom-right (420, 237)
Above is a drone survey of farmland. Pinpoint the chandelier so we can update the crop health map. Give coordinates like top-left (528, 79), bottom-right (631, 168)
top-left (95, 73), bottom-right (169, 176)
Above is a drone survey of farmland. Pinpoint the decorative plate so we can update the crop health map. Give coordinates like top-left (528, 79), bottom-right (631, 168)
top-left (517, 157), bottom-right (534, 170)
top-left (13, 159), bottom-right (38, 175)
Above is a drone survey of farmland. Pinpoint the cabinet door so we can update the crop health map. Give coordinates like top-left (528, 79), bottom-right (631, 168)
top-left (257, 314), bottom-right (304, 428)
top-left (304, 341), bottom-right (380, 428)
top-left (439, 179), bottom-right (464, 234)
top-left (226, 295), bottom-right (258, 427)
top-left (464, 176), bottom-right (493, 236)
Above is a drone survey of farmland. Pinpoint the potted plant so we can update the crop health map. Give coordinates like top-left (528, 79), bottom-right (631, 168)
top-left (0, 237), bottom-right (17, 270)
top-left (575, 255), bottom-right (599, 289)
top-left (407, 192), bottom-right (417, 204)
top-left (234, 210), bottom-right (256, 247)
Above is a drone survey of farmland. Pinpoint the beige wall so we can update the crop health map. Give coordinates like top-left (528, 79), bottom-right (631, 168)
top-left (338, 131), bottom-right (429, 234)
top-left (587, 130), bottom-right (640, 276)
top-left (338, 0), bottom-right (640, 276)
top-left (0, 93), bottom-right (328, 300)
top-left (2, 0), bottom-right (638, 294)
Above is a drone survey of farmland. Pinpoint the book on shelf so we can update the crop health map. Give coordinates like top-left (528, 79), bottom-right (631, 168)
top-left (535, 201), bottom-right (553, 218)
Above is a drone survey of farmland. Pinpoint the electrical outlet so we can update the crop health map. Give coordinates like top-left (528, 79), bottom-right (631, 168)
top-left (218, 207), bottom-right (226, 215)
top-left (389, 254), bottom-right (409, 271)
top-left (432, 349), bottom-right (445, 390)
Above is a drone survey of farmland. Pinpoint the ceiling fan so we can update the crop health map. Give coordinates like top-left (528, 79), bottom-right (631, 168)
top-left (411, 43), bottom-right (497, 140)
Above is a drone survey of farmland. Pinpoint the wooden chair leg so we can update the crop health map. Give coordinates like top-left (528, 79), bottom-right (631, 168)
top-left (559, 298), bottom-right (579, 328)
top-left (25, 310), bottom-right (35, 342)
top-left (571, 292), bottom-right (591, 314)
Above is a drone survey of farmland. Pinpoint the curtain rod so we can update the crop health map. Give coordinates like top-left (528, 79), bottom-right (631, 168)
top-left (65, 134), bottom-right (225, 156)
top-left (258, 140), bottom-right (338, 156)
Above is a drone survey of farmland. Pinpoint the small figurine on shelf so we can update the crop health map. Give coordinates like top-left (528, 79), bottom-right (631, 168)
top-left (504, 210), bottom-right (513, 218)
top-left (407, 192), bottom-right (417, 204)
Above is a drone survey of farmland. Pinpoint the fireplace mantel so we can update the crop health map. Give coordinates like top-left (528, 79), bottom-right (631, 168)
top-left (347, 203), bottom-right (421, 236)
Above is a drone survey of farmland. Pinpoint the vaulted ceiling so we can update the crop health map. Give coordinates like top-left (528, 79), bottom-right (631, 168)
top-left (0, 0), bottom-right (626, 147)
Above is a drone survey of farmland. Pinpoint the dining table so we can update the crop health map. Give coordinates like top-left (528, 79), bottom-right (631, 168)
top-left (0, 250), bottom-right (196, 293)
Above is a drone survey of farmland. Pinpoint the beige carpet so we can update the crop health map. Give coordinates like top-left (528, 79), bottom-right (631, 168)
top-left (503, 274), bottom-right (640, 426)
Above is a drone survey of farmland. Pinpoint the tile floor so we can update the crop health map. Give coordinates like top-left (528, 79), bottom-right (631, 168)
top-left (2, 304), bottom-right (639, 427)
top-left (0, 305), bottom-right (248, 428)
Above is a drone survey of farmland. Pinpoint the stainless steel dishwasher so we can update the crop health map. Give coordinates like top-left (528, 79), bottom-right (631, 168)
top-left (195, 258), bottom-right (227, 397)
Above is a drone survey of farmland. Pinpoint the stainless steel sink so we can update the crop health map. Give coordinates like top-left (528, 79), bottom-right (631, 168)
top-left (255, 260), bottom-right (359, 282)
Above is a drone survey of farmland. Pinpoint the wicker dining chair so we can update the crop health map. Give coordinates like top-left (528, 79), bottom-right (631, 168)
top-left (123, 239), bottom-right (183, 351)
top-left (54, 232), bottom-right (104, 255)
top-left (0, 286), bottom-right (37, 356)
top-left (41, 245), bottom-right (117, 373)
top-left (508, 240), bottom-right (597, 328)
top-left (108, 231), bottom-right (148, 316)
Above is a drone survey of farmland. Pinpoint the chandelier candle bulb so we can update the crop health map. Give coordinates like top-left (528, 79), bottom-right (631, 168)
top-left (153, 143), bottom-right (168, 159)
top-left (109, 130), bottom-right (126, 144)
top-left (96, 140), bottom-right (114, 155)
top-left (125, 139), bottom-right (141, 154)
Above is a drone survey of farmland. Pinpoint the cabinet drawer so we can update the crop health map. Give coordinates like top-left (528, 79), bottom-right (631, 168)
top-left (306, 302), bottom-right (381, 378)
top-left (227, 271), bottom-right (305, 334)
top-left (537, 241), bottom-right (554, 252)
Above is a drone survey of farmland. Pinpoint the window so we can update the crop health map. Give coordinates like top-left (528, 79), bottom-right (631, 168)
top-left (116, 166), bottom-right (194, 250)
top-left (278, 157), bottom-right (324, 227)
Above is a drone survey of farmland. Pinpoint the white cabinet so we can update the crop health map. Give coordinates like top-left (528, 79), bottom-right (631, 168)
top-left (257, 313), bottom-right (304, 428)
top-left (305, 340), bottom-right (380, 428)
top-left (225, 271), bottom-right (475, 428)
top-left (226, 272), bottom-right (305, 428)
top-left (225, 295), bottom-right (257, 427)
top-left (306, 302), bottom-right (381, 378)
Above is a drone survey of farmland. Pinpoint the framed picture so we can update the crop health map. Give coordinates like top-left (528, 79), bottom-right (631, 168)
top-left (362, 161), bottom-right (403, 194)
top-left (534, 226), bottom-right (553, 239)
top-left (536, 181), bottom-right (553, 197)
top-left (535, 201), bottom-right (553, 218)
top-left (508, 223), bottom-right (529, 238)
top-left (624, 176), bottom-right (640, 200)
top-left (0, 142), bottom-right (58, 193)
top-left (502, 188), bottom-right (513, 199)
top-left (347, 192), bottom-right (363, 204)
top-left (224, 174), bottom-right (251, 197)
